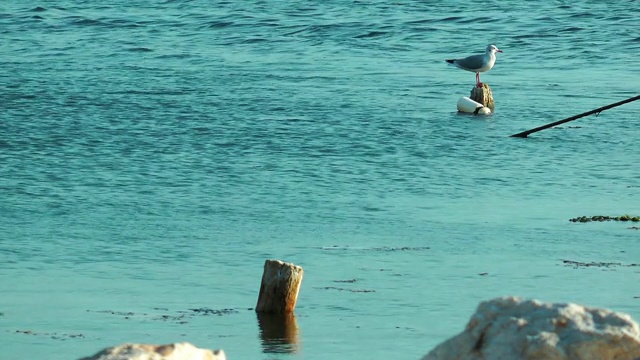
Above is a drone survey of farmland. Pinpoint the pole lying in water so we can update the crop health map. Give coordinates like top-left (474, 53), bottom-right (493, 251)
top-left (510, 94), bottom-right (640, 138)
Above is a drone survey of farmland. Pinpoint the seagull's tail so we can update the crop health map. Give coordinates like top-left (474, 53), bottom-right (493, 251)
top-left (445, 59), bottom-right (455, 65)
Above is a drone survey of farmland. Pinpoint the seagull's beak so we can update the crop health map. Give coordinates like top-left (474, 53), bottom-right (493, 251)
top-left (497, 49), bottom-right (503, 53)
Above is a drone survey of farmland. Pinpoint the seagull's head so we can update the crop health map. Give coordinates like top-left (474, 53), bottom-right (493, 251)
top-left (487, 44), bottom-right (503, 54)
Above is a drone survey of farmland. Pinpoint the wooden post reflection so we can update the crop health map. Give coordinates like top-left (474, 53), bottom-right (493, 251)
top-left (256, 312), bottom-right (300, 354)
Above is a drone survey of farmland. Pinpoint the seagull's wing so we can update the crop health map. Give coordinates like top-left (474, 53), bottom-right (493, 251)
top-left (451, 54), bottom-right (487, 72)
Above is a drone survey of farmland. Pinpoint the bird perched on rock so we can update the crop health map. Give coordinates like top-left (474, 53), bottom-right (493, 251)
top-left (445, 44), bottom-right (503, 87)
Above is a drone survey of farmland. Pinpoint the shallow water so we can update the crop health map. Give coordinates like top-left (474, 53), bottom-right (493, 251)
top-left (1, 1), bottom-right (639, 359)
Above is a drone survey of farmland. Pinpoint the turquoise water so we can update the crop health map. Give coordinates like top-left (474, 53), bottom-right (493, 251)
top-left (1, 1), bottom-right (639, 359)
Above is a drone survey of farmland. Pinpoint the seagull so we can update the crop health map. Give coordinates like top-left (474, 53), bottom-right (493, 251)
top-left (445, 44), bottom-right (503, 88)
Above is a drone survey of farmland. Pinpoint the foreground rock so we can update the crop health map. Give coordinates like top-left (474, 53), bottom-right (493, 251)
top-left (422, 296), bottom-right (640, 360)
top-left (79, 342), bottom-right (226, 360)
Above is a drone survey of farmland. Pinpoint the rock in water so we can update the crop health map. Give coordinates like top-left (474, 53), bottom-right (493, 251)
top-left (422, 296), bottom-right (640, 360)
top-left (79, 342), bottom-right (226, 360)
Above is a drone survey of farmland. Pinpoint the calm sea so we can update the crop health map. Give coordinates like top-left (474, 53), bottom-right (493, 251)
top-left (1, 1), bottom-right (639, 359)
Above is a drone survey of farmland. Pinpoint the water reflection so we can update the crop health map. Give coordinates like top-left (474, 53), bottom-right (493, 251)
top-left (256, 312), bottom-right (301, 354)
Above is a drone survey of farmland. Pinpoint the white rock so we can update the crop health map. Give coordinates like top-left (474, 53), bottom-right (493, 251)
top-left (422, 296), bottom-right (640, 360)
top-left (78, 342), bottom-right (226, 360)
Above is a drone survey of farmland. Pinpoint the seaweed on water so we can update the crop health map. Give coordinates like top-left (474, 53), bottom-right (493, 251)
top-left (322, 245), bottom-right (430, 252)
top-left (13, 329), bottom-right (85, 340)
top-left (316, 286), bottom-right (375, 293)
top-left (561, 259), bottom-right (640, 269)
top-left (569, 214), bottom-right (640, 223)
top-left (87, 307), bottom-right (240, 324)
top-left (189, 308), bottom-right (237, 316)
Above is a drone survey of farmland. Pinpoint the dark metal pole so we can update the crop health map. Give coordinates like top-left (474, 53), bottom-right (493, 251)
top-left (510, 94), bottom-right (640, 138)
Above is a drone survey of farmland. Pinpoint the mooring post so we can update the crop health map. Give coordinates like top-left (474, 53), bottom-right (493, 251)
top-left (470, 83), bottom-right (495, 112)
top-left (256, 259), bottom-right (304, 313)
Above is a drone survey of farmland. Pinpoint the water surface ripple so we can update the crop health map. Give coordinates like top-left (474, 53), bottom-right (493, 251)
top-left (1, 1), bottom-right (639, 359)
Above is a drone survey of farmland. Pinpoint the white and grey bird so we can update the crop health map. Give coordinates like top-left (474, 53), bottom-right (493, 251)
top-left (445, 44), bottom-right (503, 87)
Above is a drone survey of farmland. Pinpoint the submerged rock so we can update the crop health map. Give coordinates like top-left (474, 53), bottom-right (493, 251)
top-left (422, 296), bottom-right (640, 360)
top-left (79, 342), bottom-right (226, 360)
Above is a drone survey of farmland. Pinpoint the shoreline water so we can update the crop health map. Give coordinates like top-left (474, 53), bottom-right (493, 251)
top-left (2, 1), bottom-right (639, 359)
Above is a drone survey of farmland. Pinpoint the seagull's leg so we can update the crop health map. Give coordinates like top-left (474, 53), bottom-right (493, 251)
top-left (476, 73), bottom-right (481, 87)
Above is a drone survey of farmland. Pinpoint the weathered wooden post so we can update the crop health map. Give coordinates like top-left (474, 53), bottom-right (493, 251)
top-left (256, 259), bottom-right (304, 313)
top-left (470, 83), bottom-right (495, 111)
top-left (255, 259), bottom-right (303, 354)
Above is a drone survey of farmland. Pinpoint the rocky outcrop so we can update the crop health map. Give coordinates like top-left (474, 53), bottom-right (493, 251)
top-left (79, 342), bottom-right (226, 360)
top-left (422, 296), bottom-right (640, 360)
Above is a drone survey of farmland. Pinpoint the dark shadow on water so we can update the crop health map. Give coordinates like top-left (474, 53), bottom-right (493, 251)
top-left (256, 312), bottom-right (301, 354)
